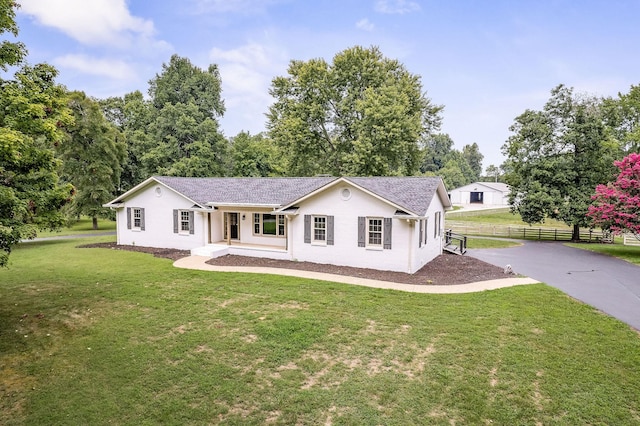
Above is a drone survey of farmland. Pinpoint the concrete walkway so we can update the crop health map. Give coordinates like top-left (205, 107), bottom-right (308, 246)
top-left (173, 255), bottom-right (539, 294)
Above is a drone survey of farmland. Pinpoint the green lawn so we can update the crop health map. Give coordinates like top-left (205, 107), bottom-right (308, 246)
top-left (1, 237), bottom-right (640, 425)
top-left (566, 242), bottom-right (640, 265)
top-left (465, 237), bottom-right (521, 249)
top-left (36, 217), bottom-right (116, 237)
top-left (447, 209), bottom-right (569, 229)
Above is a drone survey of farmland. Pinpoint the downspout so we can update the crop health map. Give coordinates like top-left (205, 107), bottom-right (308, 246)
top-left (113, 206), bottom-right (120, 245)
top-left (407, 219), bottom-right (413, 274)
top-left (203, 211), bottom-right (209, 245)
top-left (286, 215), bottom-right (294, 259)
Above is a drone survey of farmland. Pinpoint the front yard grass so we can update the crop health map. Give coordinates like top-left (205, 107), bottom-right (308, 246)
top-left (1, 237), bottom-right (639, 425)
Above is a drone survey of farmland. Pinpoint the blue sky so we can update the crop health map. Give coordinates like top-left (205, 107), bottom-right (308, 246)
top-left (11, 0), bottom-right (640, 170)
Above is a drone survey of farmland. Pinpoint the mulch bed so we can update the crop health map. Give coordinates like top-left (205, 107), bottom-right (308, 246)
top-left (78, 242), bottom-right (191, 261)
top-left (79, 242), bottom-right (509, 286)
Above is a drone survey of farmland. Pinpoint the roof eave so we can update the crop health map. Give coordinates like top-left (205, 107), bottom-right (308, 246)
top-left (206, 202), bottom-right (281, 209)
top-left (105, 176), bottom-right (207, 209)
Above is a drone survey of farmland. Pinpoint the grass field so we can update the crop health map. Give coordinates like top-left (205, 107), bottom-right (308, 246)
top-left (1, 237), bottom-right (640, 425)
top-left (36, 217), bottom-right (116, 238)
top-left (566, 242), bottom-right (640, 265)
top-left (446, 209), bottom-right (570, 229)
top-left (465, 237), bottom-right (521, 249)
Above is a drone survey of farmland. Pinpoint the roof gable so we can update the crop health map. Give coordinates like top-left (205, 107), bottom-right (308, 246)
top-left (346, 177), bottom-right (448, 216)
top-left (450, 181), bottom-right (509, 193)
top-left (278, 176), bottom-right (450, 216)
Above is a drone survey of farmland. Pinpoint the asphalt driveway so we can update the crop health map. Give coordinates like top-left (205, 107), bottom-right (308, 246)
top-left (468, 241), bottom-right (640, 330)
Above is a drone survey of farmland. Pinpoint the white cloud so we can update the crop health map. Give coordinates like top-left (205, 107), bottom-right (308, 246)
top-left (192, 0), bottom-right (286, 14)
top-left (356, 18), bottom-right (375, 31)
top-left (54, 54), bottom-right (136, 80)
top-left (19, 0), bottom-right (156, 47)
top-left (210, 42), bottom-right (289, 135)
top-left (375, 0), bottom-right (420, 14)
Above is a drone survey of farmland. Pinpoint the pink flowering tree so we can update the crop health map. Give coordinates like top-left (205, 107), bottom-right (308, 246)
top-left (587, 153), bottom-right (640, 235)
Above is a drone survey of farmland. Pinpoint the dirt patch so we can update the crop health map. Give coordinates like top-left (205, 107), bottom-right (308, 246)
top-left (79, 242), bottom-right (509, 285)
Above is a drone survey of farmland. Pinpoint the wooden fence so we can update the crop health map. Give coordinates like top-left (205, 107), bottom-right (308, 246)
top-left (446, 222), bottom-right (611, 242)
top-left (623, 234), bottom-right (640, 246)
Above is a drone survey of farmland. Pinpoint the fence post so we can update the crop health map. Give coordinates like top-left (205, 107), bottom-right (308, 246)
top-left (539, 228), bottom-right (541, 240)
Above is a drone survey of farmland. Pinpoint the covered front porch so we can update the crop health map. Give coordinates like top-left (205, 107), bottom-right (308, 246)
top-left (195, 207), bottom-right (296, 260)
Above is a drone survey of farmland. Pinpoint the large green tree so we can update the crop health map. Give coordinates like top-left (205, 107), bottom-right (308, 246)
top-left (462, 142), bottom-right (484, 182)
top-left (602, 84), bottom-right (640, 154)
top-left (483, 164), bottom-right (503, 182)
top-left (268, 46), bottom-right (442, 176)
top-left (0, 0), bottom-right (25, 70)
top-left (420, 133), bottom-right (454, 173)
top-left (0, 1), bottom-right (74, 266)
top-left (100, 91), bottom-right (153, 191)
top-left (58, 92), bottom-right (125, 229)
top-left (230, 131), bottom-right (283, 177)
top-left (143, 55), bottom-right (228, 177)
top-left (101, 56), bottom-right (229, 181)
top-left (502, 85), bottom-right (621, 240)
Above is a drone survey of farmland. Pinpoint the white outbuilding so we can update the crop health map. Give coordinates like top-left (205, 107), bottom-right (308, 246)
top-left (448, 182), bottom-right (510, 207)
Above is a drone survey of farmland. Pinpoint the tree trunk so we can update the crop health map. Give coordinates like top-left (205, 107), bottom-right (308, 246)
top-left (572, 224), bottom-right (580, 242)
top-left (92, 216), bottom-right (98, 230)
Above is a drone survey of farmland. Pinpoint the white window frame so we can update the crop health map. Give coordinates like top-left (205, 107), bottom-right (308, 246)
top-left (132, 208), bottom-right (142, 230)
top-left (367, 217), bottom-right (383, 248)
top-left (278, 215), bottom-right (286, 237)
top-left (179, 210), bottom-right (190, 234)
top-left (312, 215), bottom-right (327, 244)
top-left (252, 213), bottom-right (286, 237)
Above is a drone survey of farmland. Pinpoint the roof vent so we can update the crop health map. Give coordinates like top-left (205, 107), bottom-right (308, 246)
top-left (340, 188), bottom-right (352, 200)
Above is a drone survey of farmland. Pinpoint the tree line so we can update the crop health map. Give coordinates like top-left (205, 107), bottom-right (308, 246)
top-left (1, 1), bottom-right (639, 265)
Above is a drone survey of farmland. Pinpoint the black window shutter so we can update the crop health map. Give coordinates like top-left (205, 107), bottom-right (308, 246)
top-left (127, 207), bottom-right (131, 229)
top-left (140, 208), bottom-right (145, 231)
top-left (189, 211), bottom-right (195, 234)
top-left (173, 210), bottom-right (179, 233)
top-left (383, 218), bottom-right (392, 249)
top-left (304, 215), bottom-right (311, 243)
top-left (327, 216), bottom-right (334, 245)
top-left (419, 219), bottom-right (423, 247)
top-left (358, 216), bottom-right (365, 247)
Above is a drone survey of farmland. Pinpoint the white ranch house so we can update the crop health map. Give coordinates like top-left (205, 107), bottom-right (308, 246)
top-left (448, 182), bottom-right (510, 207)
top-left (104, 176), bottom-right (452, 273)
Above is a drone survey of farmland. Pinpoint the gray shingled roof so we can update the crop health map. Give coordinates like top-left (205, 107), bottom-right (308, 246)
top-left (145, 175), bottom-right (445, 216)
top-left (347, 177), bottom-right (442, 215)
top-left (154, 176), bottom-right (337, 207)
